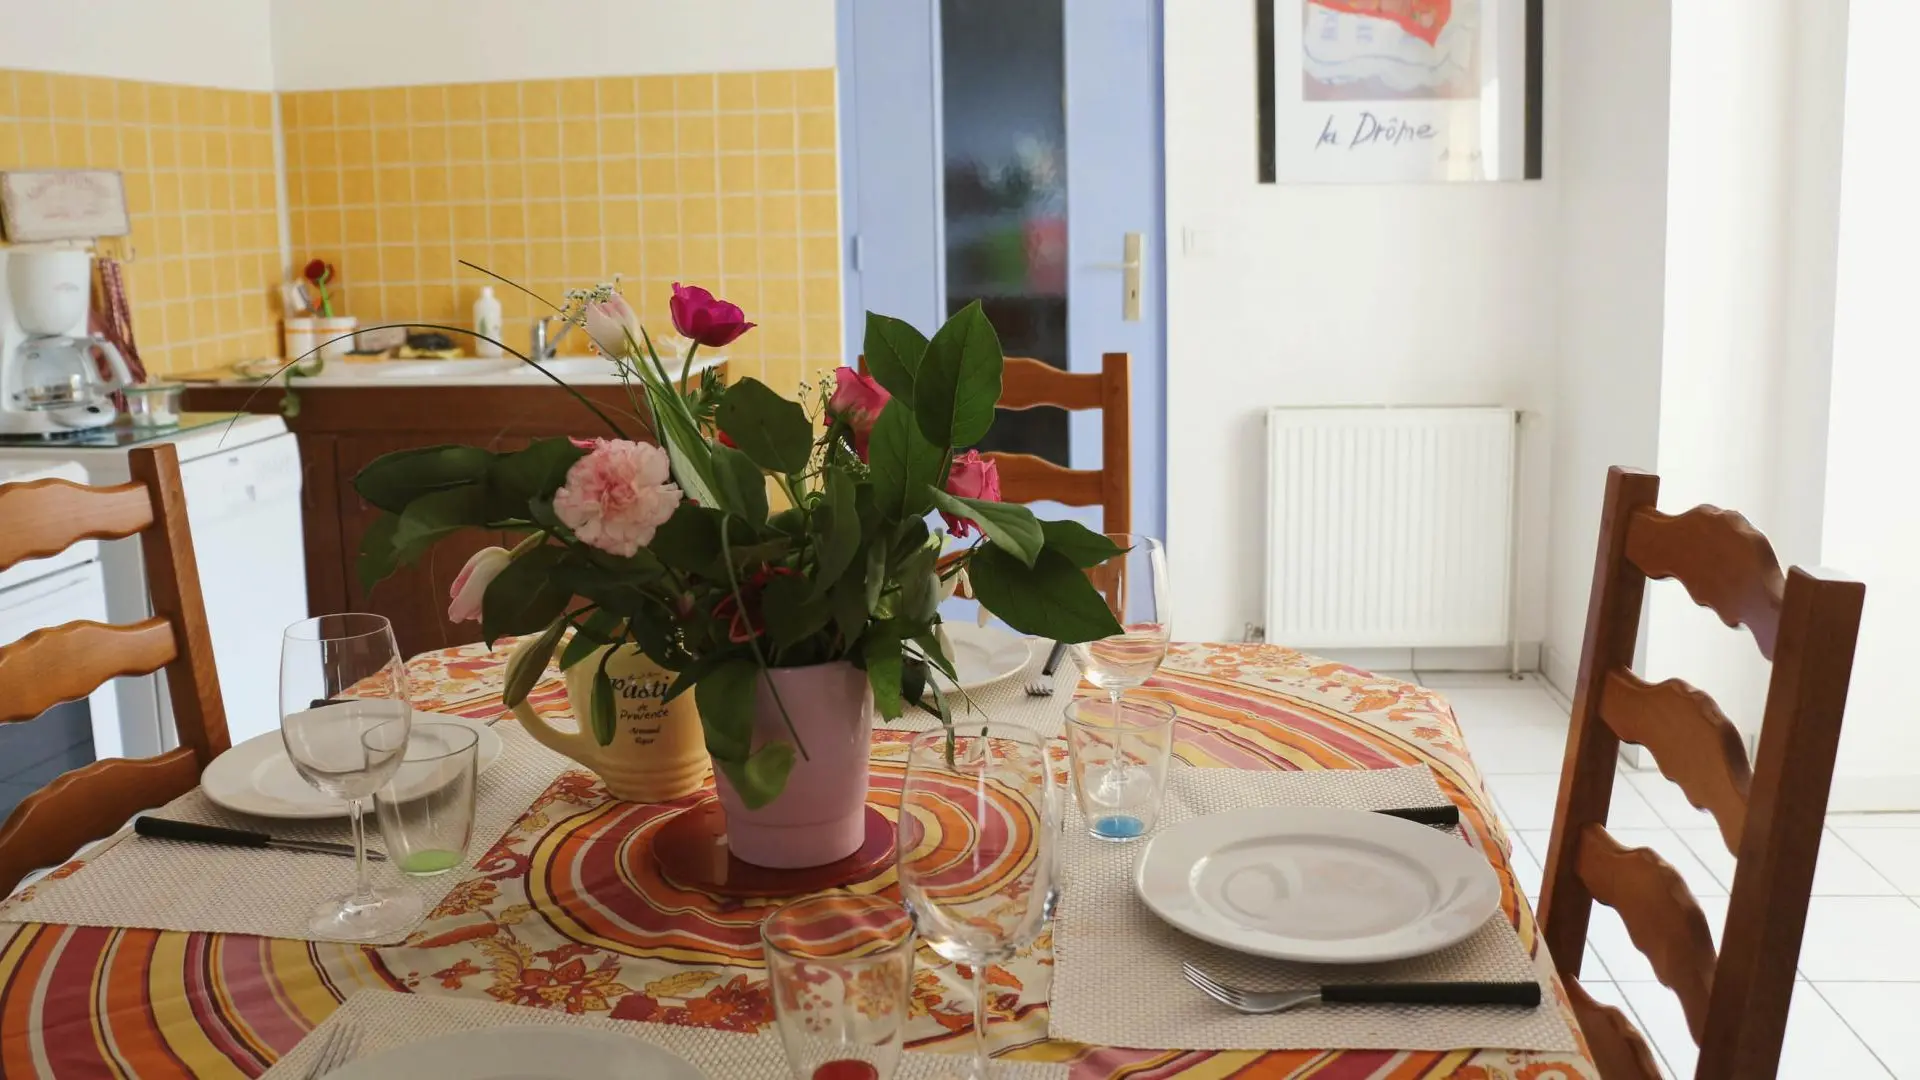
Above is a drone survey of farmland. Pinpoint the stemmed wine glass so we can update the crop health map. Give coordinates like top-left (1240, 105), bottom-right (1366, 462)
top-left (896, 724), bottom-right (1057, 1080)
top-left (279, 613), bottom-right (420, 939)
top-left (1068, 534), bottom-right (1171, 714)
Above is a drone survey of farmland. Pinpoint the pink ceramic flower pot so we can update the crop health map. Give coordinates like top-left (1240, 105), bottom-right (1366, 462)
top-left (710, 662), bottom-right (875, 868)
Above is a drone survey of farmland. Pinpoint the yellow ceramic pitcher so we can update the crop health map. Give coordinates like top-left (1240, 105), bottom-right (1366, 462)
top-left (507, 638), bottom-right (710, 803)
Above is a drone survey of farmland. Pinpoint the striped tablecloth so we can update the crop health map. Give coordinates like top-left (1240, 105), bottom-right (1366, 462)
top-left (0, 642), bottom-right (1598, 1079)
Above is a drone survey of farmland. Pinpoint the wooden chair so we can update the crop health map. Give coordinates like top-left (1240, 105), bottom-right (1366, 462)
top-left (0, 444), bottom-right (229, 895)
top-left (1537, 467), bottom-right (1865, 1080)
top-left (861, 353), bottom-right (1133, 535)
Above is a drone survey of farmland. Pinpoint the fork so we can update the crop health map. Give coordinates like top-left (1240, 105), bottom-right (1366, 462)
top-left (301, 1022), bottom-right (362, 1079)
top-left (1026, 641), bottom-right (1068, 697)
top-left (1182, 962), bottom-right (1541, 1014)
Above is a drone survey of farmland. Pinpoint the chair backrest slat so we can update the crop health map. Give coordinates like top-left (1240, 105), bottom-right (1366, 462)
top-left (1623, 504), bottom-right (1787, 658)
top-left (0, 445), bottom-right (231, 895)
top-left (0, 478), bottom-right (155, 570)
top-left (1598, 670), bottom-right (1752, 853)
top-left (0, 618), bottom-right (178, 724)
top-left (1538, 466), bottom-right (1866, 1080)
top-left (983, 451), bottom-right (1106, 508)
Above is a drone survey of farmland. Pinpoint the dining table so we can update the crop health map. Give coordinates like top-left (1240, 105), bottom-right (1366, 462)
top-left (0, 640), bottom-right (1599, 1079)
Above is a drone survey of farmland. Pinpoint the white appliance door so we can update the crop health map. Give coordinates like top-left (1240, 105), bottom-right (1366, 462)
top-left (0, 560), bottom-right (120, 759)
top-left (168, 432), bottom-right (308, 746)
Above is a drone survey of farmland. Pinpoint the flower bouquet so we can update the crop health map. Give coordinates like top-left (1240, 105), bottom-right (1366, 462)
top-left (356, 280), bottom-right (1123, 865)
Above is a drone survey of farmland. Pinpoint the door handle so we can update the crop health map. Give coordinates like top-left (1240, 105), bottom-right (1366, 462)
top-left (1087, 232), bottom-right (1144, 322)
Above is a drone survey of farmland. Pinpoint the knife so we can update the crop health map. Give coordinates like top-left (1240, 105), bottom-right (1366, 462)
top-left (1371, 804), bottom-right (1461, 828)
top-left (1041, 640), bottom-right (1068, 677)
top-left (134, 816), bottom-right (387, 861)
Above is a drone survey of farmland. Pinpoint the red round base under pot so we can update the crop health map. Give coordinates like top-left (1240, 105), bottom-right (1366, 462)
top-left (813, 1061), bottom-right (880, 1080)
top-left (649, 798), bottom-right (896, 899)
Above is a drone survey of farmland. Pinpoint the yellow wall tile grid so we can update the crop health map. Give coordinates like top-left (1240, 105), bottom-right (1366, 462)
top-left (283, 69), bottom-right (843, 393)
top-left (0, 70), bottom-right (281, 376)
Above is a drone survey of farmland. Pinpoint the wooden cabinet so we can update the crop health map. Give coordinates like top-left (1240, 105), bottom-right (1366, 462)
top-left (181, 380), bottom-right (670, 658)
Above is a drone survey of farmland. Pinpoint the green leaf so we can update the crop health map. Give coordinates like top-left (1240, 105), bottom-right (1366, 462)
top-left (693, 658), bottom-right (759, 763)
top-left (503, 617), bottom-right (568, 706)
top-left (902, 655), bottom-right (927, 711)
top-left (863, 313), bottom-right (929, 407)
top-left (912, 630), bottom-right (958, 681)
top-left (642, 379), bottom-right (719, 509)
top-left (809, 466), bottom-right (861, 600)
top-left (895, 540), bottom-right (943, 627)
top-left (866, 399), bottom-right (943, 518)
top-left (1039, 519), bottom-right (1127, 568)
top-left (589, 661), bottom-right (617, 746)
top-left (912, 301), bottom-right (1002, 449)
top-left (831, 574), bottom-right (870, 645)
top-left (863, 541), bottom-right (888, 616)
top-left (716, 377), bottom-right (816, 474)
top-left (479, 544), bottom-right (570, 644)
top-left (967, 544), bottom-right (1125, 643)
top-left (353, 445), bottom-right (493, 514)
top-left (559, 609), bottom-right (624, 671)
top-left (391, 485), bottom-right (491, 550)
top-left (762, 571), bottom-right (832, 649)
top-left (716, 742), bottom-right (796, 811)
top-left (864, 633), bottom-right (904, 721)
top-left (650, 503), bottom-right (723, 572)
top-left (709, 443), bottom-right (770, 524)
top-left (487, 439), bottom-right (586, 520)
top-left (664, 648), bottom-right (741, 702)
top-left (356, 514), bottom-right (403, 591)
top-left (768, 506), bottom-right (808, 538)
top-left (927, 488), bottom-right (1043, 566)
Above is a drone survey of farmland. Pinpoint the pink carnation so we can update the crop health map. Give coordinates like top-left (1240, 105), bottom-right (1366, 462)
top-left (552, 439), bottom-right (682, 557)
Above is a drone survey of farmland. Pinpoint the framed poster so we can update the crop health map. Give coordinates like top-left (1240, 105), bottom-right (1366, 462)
top-left (1257, 0), bottom-right (1543, 183)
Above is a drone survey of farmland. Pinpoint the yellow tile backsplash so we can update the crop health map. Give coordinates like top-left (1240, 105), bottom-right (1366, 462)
top-left (0, 70), bottom-right (282, 375)
top-left (283, 69), bottom-right (843, 393)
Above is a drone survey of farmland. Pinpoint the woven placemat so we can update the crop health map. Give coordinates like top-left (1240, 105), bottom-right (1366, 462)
top-left (1050, 765), bottom-right (1578, 1052)
top-left (260, 990), bottom-right (1068, 1080)
top-left (890, 639), bottom-right (1081, 736)
top-left (0, 722), bottom-right (571, 945)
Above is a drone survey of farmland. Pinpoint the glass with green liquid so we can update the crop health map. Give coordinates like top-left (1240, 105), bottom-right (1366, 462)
top-left (371, 721), bottom-right (480, 877)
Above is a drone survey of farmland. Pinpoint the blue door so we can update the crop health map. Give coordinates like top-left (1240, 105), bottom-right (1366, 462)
top-left (837, 0), bottom-right (1165, 542)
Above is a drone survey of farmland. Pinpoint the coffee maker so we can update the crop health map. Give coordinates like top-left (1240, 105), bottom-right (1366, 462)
top-left (0, 247), bottom-right (133, 437)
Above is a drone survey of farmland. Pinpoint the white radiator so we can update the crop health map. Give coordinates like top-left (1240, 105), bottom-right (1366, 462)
top-left (1264, 407), bottom-right (1517, 649)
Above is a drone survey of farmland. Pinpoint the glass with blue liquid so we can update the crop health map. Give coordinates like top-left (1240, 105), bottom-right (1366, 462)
top-left (1065, 696), bottom-right (1177, 841)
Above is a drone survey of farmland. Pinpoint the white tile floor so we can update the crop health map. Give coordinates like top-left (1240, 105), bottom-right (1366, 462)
top-left (1428, 672), bottom-right (1920, 1079)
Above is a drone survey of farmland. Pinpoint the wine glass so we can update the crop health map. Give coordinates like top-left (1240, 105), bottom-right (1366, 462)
top-left (1068, 534), bottom-right (1171, 714)
top-left (896, 724), bottom-right (1056, 1080)
top-left (279, 613), bottom-right (420, 939)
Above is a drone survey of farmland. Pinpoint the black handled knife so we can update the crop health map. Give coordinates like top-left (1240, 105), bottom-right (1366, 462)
top-left (134, 816), bottom-right (386, 861)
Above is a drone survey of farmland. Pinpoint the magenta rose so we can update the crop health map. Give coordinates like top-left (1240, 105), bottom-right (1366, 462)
top-left (669, 282), bottom-right (755, 349)
top-left (940, 450), bottom-right (1002, 538)
top-left (825, 367), bottom-right (890, 459)
top-left (551, 439), bottom-right (683, 557)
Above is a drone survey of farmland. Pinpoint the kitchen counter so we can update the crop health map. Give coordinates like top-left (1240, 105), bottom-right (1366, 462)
top-left (180, 358), bottom-right (723, 657)
top-left (178, 352), bottom-right (724, 387)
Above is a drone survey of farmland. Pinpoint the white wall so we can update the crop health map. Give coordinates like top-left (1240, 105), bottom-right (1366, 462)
top-left (1163, 1), bottom-right (1558, 647)
top-left (1641, 0), bottom-right (1848, 732)
top-left (270, 0), bottom-right (836, 90)
top-left (0, 0), bottom-right (275, 89)
top-left (1822, 0), bottom-right (1920, 811)
top-left (1541, 0), bottom-right (1672, 692)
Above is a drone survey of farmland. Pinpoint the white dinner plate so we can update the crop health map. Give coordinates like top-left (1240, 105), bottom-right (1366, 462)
top-left (200, 713), bottom-right (503, 820)
top-left (932, 622), bottom-right (1033, 691)
top-left (1133, 805), bottom-right (1501, 964)
top-left (325, 1027), bottom-right (707, 1080)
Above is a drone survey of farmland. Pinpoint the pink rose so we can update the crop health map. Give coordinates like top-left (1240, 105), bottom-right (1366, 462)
top-left (669, 282), bottom-right (755, 349)
top-left (447, 546), bottom-right (511, 623)
top-left (551, 439), bottom-right (683, 557)
top-left (825, 367), bottom-right (890, 459)
top-left (583, 293), bottom-right (643, 358)
top-left (941, 450), bottom-right (1002, 539)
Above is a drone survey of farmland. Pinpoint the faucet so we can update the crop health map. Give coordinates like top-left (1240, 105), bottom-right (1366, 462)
top-left (531, 316), bottom-right (573, 362)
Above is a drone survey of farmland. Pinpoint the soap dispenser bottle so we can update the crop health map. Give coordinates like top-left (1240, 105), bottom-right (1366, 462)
top-left (473, 286), bottom-right (504, 357)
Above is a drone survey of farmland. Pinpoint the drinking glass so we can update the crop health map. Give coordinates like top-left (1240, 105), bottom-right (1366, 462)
top-left (896, 724), bottom-right (1056, 1080)
top-left (763, 893), bottom-right (916, 1080)
top-left (370, 721), bottom-right (480, 877)
top-left (1067, 535), bottom-right (1171, 717)
top-left (279, 613), bottom-right (420, 939)
top-left (1064, 696), bottom-right (1177, 841)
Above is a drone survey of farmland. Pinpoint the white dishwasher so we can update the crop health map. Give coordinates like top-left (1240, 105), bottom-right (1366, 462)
top-left (0, 414), bottom-right (308, 756)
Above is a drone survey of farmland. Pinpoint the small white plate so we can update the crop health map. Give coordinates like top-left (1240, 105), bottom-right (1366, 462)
top-left (1134, 805), bottom-right (1501, 964)
top-left (201, 713), bottom-right (503, 820)
top-left (325, 1027), bottom-right (707, 1080)
top-left (933, 622), bottom-right (1033, 691)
